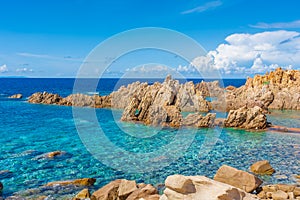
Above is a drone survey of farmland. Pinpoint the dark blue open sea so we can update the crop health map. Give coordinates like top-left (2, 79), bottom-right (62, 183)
top-left (0, 78), bottom-right (299, 198)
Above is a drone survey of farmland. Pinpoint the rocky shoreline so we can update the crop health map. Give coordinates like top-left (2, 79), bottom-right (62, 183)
top-left (1, 161), bottom-right (299, 200)
top-left (25, 68), bottom-right (300, 131)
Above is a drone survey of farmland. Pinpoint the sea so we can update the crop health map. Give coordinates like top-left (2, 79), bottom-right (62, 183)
top-left (0, 78), bottom-right (299, 198)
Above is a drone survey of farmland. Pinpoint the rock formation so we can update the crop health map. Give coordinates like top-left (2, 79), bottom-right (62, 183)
top-left (224, 106), bottom-right (268, 130)
top-left (219, 67), bottom-right (300, 111)
top-left (214, 165), bottom-right (263, 193)
top-left (91, 179), bottom-right (159, 200)
top-left (160, 174), bottom-right (259, 200)
top-left (27, 68), bottom-right (300, 130)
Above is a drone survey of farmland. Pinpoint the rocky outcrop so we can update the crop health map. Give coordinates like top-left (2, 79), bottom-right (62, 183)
top-left (28, 92), bottom-right (63, 104)
top-left (224, 106), bottom-right (268, 130)
top-left (214, 165), bottom-right (263, 193)
top-left (8, 94), bottom-right (22, 99)
top-left (45, 178), bottom-right (96, 187)
top-left (257, 184), bottom-right (300, 199)
top-left (160, 174), bottom-right (259, 200)
top-left (250, 160), bottom-right (275, 175)
top-left (91, 179), bottom-right (159, 200)
top-left (120, 76), bottom-right (212, 128)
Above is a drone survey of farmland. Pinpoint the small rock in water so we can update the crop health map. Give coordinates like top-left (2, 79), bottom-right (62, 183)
top-left (275, 174), bottom-right (288, 180)
top-left (250, 160), bottom-right (275, 175)
top-left (0, 170), bottom-right (13, 179)
top-left (0, 181), bottom-right (3, 192)
top-left (8, 94), bottom-right (22, 99)
top-left (45, 178), bottom-right (96, 187)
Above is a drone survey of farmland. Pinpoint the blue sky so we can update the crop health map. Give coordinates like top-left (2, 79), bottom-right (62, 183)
top-left (0, 0), bottom-right (300, 77)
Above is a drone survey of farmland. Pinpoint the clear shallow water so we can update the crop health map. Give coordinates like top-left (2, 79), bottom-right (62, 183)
top-left (0, 78), bottom-right (299, 198)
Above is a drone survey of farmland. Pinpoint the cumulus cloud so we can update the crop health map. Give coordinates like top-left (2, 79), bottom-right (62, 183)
top-left (191, 30), bottom-right (300, 76)
top-left (250, 20), bottom-right (300, 29)
top-left (16, 68), bottom-right (34, 73)
top-left (0, 64), bottom-right (8, 73)
top-left (181, 0), bottom-right (222, 14)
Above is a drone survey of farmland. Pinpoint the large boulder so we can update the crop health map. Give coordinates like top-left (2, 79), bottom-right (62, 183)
top-left (224, 106), bottom-right (267, 130)
top-left (214, 165), bottom-right (262, 193)
top-left (92, 179), bottom-right (122, 200)
top-left (160, 175), bottom-right (259, 200)
top-left (45, 178), bottom-right (96, 187)
top-left (250, 160), bottom-right (275, 175)
top-left (118, 180), bottom-right (137, 200)
top-left (127, 184), bottom-right (159, 200)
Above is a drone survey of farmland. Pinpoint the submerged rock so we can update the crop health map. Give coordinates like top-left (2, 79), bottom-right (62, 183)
top-left (8, 94), bottom-right (22, 99)
top-left (214, 165), bottom-right (263, 193)
top-left (224, 106), bottom-right (267, 130)
top-left (45, 178), bottom-right (96, 187)
top-left (161, 174), bottom-right (259, 200)
top-left (0, 170), bottom-right (13, 179)
top-left (250, 160), bottom-right (275, 175)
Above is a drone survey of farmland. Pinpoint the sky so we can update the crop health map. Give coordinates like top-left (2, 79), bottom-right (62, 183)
top-left (0, 0), bottom-right (300, 78)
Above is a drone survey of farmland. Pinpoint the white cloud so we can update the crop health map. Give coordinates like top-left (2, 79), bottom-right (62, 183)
top-left (250, 20), bottom-right (300, 29)
top-left (16, 68), bottom-right (34, 73)
top-left (182, 0), bottom-right (222, 14)
top-left (17, 52), bottom-right (53, 59)
top-left (0, 64), bottom-right (8, 73)
top-left (191, 30), bottom-right (300, 76)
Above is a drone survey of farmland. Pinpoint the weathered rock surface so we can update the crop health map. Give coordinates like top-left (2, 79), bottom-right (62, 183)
top-left (120, 76), bottom-right (212, 128)
top-left (91, 179), bottom-right (159, 200)
top-left (8, 94), bottom-right (22, 99)
top-left (224, 106), bottom-right (268, 130)
top-left (28, 92), bottom-right (63, 104)
top-left (161, 174), bottom-right (259, 200)
top-left (257, 184), bottom-right (300, 199)
top-left (45, 178), bottom-right (96, 187)
top-left (250, 160), bottom-right (275, 175)
top-left (182, 113), bottom-right (216, 128)
top-left (214, 165), bottom-right (263, 193)
top-left (73, 188), bottom-right (90, 200)
top-left (222, 67), bottom-right (300, 111)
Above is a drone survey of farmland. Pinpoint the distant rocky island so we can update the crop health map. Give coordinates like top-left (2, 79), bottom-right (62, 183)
top-left (27, 67), bottom-right (300, 131)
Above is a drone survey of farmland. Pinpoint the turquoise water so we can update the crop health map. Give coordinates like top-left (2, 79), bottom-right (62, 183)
top-left (0, 98), bottom-right (299, 198)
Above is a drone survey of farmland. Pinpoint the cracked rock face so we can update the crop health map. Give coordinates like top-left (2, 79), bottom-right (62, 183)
top-left (224, 106), bottom-right (267, 130)
top-left (120, 76), bottom-right (213, 128)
